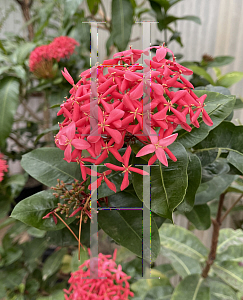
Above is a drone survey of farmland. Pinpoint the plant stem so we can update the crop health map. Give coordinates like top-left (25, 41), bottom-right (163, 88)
top-left (201, 193), bottom-right (225, 278)
top-left (221, 193), bottom-right (243, 223)
top-left (53, 212), bottom-right (85, 250)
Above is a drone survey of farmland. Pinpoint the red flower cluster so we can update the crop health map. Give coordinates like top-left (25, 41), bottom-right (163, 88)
top-left (29, 36), bottom-right (79, 78)
top-left (0, 153), bottom-right (8, 182)
top-left (55, 45), bottom-right (213, 192)
top-left (64, 249), bottom-right (134, 300)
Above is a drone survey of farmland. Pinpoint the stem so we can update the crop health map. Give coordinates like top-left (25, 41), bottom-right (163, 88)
top-left (20, 99), bottom-right (42, 122)
top-left (78, 211), bottom-right (83, 261)
top-left (53, 212), bottom-right (85, 250)
top-left (15, 0), bottom-right (34, 40)
top-left (221, 193), bottom-right (243, 223)
top-left (9, 135), bottom-right (29, 151)
top-left (201, 193), bottom-right (225, 278)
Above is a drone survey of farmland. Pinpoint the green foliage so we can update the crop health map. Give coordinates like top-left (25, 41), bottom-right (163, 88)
top-left (0, 77), bottom-right (20, 148)
top-left (133, 143), bottom-right (188, 220)
top-left (110, 0), bottom-right (134, 51)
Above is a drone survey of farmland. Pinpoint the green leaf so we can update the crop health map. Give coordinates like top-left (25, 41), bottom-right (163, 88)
top-left (196, 84), bottom-right (231, 96)
top-left (216, 229), bottom-right (243, 262)
top-left (160, 248), bottom-right (202, 278)
top-left (3, 248), bottom-right (23, 266)
top-left (154, 264), bottom-right (177, 278)
top-left (25, 277), bottom-right (40, 295)
top-left (11, 190), bottom-right (75, 231)
top-left (178, 15), bottom-right (201, 24)
top-left (46, 220), bottom-right (90, 247)
top-left (177, 91), bottom-right (236, 148)
top-left (36, 290), bottom-right (64, 300)
top-left (171, 275), bottom-right (210, 300)
top-left (21, 148), bottom-right (82, 187)
top-left (87, 0), bottom-right (99, 14)
top-left (159, 224), bottom-right (208, 261)
top-left (213, 261), bottom-right (243, 292)
top-left (64, 0), bottom-right (83, 17)
top-left (177, 153), bottom-right (201, 212)
top-left (42, 248), bottom-right (66, 280)
top-left (111, 0), bottom-right (134, 51)
top-left (132, 143), bottom-right (188, 219)
top-left (13, 42), bottom-right (36, 64)
top-left (195, 174), bottom-right (236, 205)
top-left (185, 204), bottom-right (211, 230)
top-left (208, 280), bottom-right (237, 300)
top-left (187, 65), bottom-right (214, 85)
top-left (207, 56), bottom-right (234, 68)
top-left (145, 286), bottom-right (173, 300)
top-left (194, 122), bottom-right (243, 174)
top-left (71, 248), bottom-right (89, 272)
top-left (0, 77), bottom-right (19, 147)
top-left (98, 191), bottom-right (160, 261)
top-left (217, 72), bottom-right (243, 88)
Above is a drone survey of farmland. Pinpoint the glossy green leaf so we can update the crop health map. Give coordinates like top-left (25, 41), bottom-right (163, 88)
top-left (132, 143), bottom-right (188, 219)
top-left (187, 65), bottom-right (214, 84)
top-left (21, 148), bottom-right (82, 187)
top-left (177, 91), bottom-right (235, 148)
top-left (195, 84), bottom-right (231, 96)
top-left (2, 248), bottom-right (23, 266)
top-left (87, 0), bottom-right (99, 14)
top-left (217, 72), bottom-right (243, 88)
top-left (111, 0), bottom-right (134, 51)
top-left (160, 248), bottom-right (201, 278)
top-left (171, 275), bottom-right (209, 300)
top-left (0, 77), bottom-right (19, 147)
top-left (195, 174), bottom-right (236, 205)
top-left (11, 190), bottom-right (75, 231)
top-left (201, 159), bottom-right (231, 181)
top-left (42, 248), bottom-right (66, 280)
top-left (185, 204), bottom-right (211, 230)
top-left (194, 122), bottom-right (243, 174)
top-left (213, 261), bottom-right (243, 292)
top-left (207, 56), bottom-right (234, 68)
top-left (177, 153), bottom-right (201, 212)
top-left (98, 192), bottom-right (160, 261)
top-left (25, 277), bottom-right (40, 295)
top-left (159, 224), bottom-right (208, 261)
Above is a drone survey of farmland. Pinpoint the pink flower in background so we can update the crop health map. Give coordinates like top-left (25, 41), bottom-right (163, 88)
top-left (64, 249), bottom-right (134, 300)
top-left (29, 36), bottom-right (79, 78)
top-left (0, 153), bottom-right (8, 182)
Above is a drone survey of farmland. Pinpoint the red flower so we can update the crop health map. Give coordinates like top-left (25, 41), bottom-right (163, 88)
top-left (64, 249), bottom-right (134, 300)
top-left (0, 153), bottom-right (8, 182)
top-left (55, 45), bottom-right (213, 192)
top-left (105, 146), bottom-right (149, 191)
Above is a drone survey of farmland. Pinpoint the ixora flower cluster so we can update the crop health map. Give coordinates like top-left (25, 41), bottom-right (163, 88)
top-left (0, 153), bottom-right (8, 182)
top-left (29, 36), bottom-right (79, 78)
top-left (64, 249), bottom-right (134, 300)
top-left (55, 45), bottom-right (213, 192)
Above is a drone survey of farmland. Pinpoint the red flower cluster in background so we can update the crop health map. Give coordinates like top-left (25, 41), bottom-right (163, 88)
top-left (0, 153), bottom-right (8, 182)
top-left (55, 45), bottom-right (213, 192)
top-left (29, 36), bottom-right (79, 78)
top-left (64, 249), bottom-right (134, 300)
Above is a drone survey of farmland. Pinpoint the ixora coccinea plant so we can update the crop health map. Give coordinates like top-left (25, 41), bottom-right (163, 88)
top-left (11, 44), bottom-right (243, 299)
